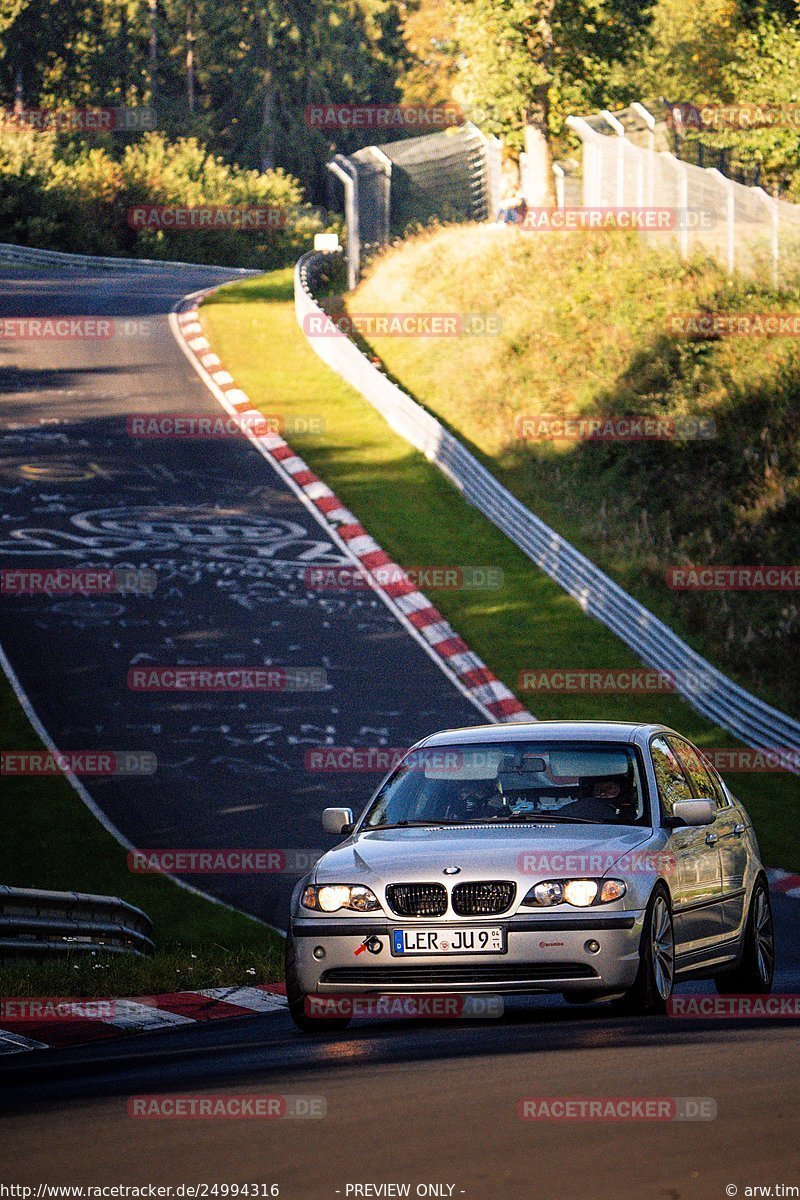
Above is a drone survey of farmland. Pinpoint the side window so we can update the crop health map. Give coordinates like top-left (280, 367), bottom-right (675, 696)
top-left (650, 736), bottom-right (693, 818)
top-left (669, 738), bottom-right (725, 807)
top-left (705, 762), bottom-right (731, 808)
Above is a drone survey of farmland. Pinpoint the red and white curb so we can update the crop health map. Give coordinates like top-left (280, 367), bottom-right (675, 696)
top-left (767, 869), bottom-right (800, 899)
top-left (171, 296), bottom-right (530, 724)
top-left (0, 983), bottom-right (287, 1055)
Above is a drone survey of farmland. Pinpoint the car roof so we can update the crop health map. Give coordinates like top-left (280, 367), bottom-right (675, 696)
top-left (418, 720), bottom-right (676, 747)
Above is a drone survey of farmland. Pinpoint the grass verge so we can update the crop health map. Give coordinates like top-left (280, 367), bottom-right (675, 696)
top-left (201, 268), bottom-right (800, 871)
top-left (0, 668), bottom-right (283, 997)
top-left (350, 224), bottom-right (800, 717)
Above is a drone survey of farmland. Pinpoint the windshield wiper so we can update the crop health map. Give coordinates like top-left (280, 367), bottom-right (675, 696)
top-left (369, 819), bottom-right (468, 829)
top-left (483, 813), bottom-right (603, 824)
top-left (371, 814), bottom-right (607, 828)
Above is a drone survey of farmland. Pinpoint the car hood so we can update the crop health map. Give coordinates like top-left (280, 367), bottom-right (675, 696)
top-left (314, 823), bottom-right (657, 884)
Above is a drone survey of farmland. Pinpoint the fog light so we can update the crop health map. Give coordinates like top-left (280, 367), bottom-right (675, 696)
top-left (313, 946), bottom-right (326, 960)
top-left (584, 939), bottom-right (601, 954)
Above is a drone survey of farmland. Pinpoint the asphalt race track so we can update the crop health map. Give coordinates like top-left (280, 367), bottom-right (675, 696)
top-left (1, 263), bottom-right (799, 1200)
top-left (0, 263), bottom-right (485, 926)
top-left (0, 893), bottom-right (799, 1198)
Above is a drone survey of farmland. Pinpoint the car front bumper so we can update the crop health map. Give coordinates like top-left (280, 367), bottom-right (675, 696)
top-left (290, 912), bottom-right (646, 995)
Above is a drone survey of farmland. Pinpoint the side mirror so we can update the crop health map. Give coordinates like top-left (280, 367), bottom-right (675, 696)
top-left (670, 798), bottom-right (717, 827)
top-left (322, 807), bottom-right (354, 835)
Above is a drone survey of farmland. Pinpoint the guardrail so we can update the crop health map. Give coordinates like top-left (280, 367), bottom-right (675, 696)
top-left (0, 240), bottom-right (257, 277)
top-left (0, 886), bottom-right (154, 958)
top-left (295, 249), bottom-right (800, 767)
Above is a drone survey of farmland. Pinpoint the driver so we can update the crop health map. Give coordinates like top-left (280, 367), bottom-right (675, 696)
top-left (554, 777), bottom-right (635, 822)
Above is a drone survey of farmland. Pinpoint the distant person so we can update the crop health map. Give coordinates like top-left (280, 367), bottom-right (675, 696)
top-left (495, 194), bottom-right (528, 224)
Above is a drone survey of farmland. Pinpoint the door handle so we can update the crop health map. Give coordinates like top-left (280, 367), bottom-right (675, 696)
top-left (705, 832), bottom-right (719, 845)
top-left (733, 823), bottom-right (746, 835)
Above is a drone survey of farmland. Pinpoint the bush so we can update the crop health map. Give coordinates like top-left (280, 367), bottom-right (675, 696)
top-left (0, 124), bottom-right (328, 266)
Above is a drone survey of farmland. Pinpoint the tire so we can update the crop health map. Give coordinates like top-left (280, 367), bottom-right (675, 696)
top-left (618, 886), bottom-right (675, 1015)
top-left (284, 934), bottom-right (351, 1032)
top-left (715, 877), bottom-right (775, 996)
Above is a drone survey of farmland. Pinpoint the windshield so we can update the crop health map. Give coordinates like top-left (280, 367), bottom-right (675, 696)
top-left (363, 741), bottom-right (649, 828)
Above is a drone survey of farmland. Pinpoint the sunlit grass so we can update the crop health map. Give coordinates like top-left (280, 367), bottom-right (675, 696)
top-left (349, 225), bottom-right (800, 717)
top-left (0, 671), bottom-right (283, 997)
top-left (202, 268), bottom-right (800, 870)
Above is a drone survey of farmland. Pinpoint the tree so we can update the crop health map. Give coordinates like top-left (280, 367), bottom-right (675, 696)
top-left (449, 0), bottom-right (652, 201)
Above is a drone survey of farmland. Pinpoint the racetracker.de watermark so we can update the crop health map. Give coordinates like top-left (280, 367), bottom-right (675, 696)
top-left (669, 995), bottom-right (800, 1018)
top-left (517, 668), bottom-right (702, 693)
top-left (0, 318), bottom-right (159, 340)
top-left (128, 849), bottom-right (322, 875)
top-left (515, 414), bottom-right (716, 441)
top-left (128, 1095), bottom-right (326, 1120)
top-left (667, 565), bottom-right (800, 590)
top-left (304, 994), bottom-right (503, 1020)
top-left (304, 103), bottom-right (464, 130)
top-left (517, 1096), bottom-right (717, 1121)
top-left (1, 751), bottom-right (156, 776)
top-left (126, 414), bottom-right (325, 439)
top-left (303, 312), bottom-right (502, 337)
top-left (517, 850), bottom-right (676, 875)
top-left (0, 105), bottom-right (155, 131)
top-left (700, 748), bottom-right (800, 773)
top-left (0, 998), bottom-right (117, 1022)
top-left (668, 313), bottom-right (800, 338)
top-left (127, 206), bottom-right (321, 231)
top-left (1, 567), bottom-right (156, 595)
top-left (304, 746), bottom-right (464, 773)
top-left (303, 565), bottom-right (503, 591)
top-left (1, 318), bottom-right (112, 340)
top-left (520, 207), bottom-right (716, 232)
top-left (127, 667), bottom-right (327, 692)
top-left (665, 102), bottom-right (800, 131)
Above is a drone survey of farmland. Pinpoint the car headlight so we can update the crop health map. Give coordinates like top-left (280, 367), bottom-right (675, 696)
top-left (301, 884), bottom-right (380, 913)
top-left (563, 880), bottom-right (599, 907)
top-left (599, 879), bottom-right (627, 903)
top-left (522, 878), bottom-right (627, 908)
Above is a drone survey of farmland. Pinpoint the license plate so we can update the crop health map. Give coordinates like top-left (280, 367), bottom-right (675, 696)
top-left (391, 927), bottom-right (506, 956)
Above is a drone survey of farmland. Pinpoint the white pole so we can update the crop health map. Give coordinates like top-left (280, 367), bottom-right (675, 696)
top-left (553, 163), bottom-right (565, 208)
top-left (566, 116), bottom-right (603, 207)
top-left (600, 110), bottom-right (626, 207)
top-left (750, 185), bottom-right (779, 288)
top-left (659, 152), bottom-right (689, 258)
top-left (707, 168), bottom-right (735, 276)
top-left (631, 102), bottom-right (657, 207)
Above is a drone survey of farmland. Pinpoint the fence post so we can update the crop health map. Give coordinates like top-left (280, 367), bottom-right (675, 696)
top-left (631, 102), bottom-right (657, 206)
top-left (327, 155), bottom-right (360, 290)
top-left (660, 152), bottom-right (689, 258)
top-left (483, 133), bottom-right (504, 219)
top-left (750, 185), bottom-right (779, 288)
top-left (565, 116), bottom-right (601, 206)
top-left (368, 146), bottom-right (392, 246)
top-left (601, 109), bottom-right (627, 206)
top-left (553, 162), bottom-right (566, 208)
top-left (707, 167), bottom-right (736, 276)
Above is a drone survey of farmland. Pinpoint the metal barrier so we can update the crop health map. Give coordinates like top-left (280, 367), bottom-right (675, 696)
top-left (296, 249), bottom-right (800, 767)
top-left (0, 886), bottom-right (154, 958)
top-left (0, 241), bottom-right (256, 277)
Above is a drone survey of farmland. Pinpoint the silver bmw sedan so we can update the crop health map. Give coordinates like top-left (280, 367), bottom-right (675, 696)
top-left (286, 721), bottom-right (775, 1030)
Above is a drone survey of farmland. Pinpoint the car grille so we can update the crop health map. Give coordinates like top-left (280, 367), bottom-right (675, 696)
top-left (386, 883), bottom-right (448, 917)
top-left (451, 881), bottom-right (516, 916)
top-left (321, 964), bottom-right (598, 986)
